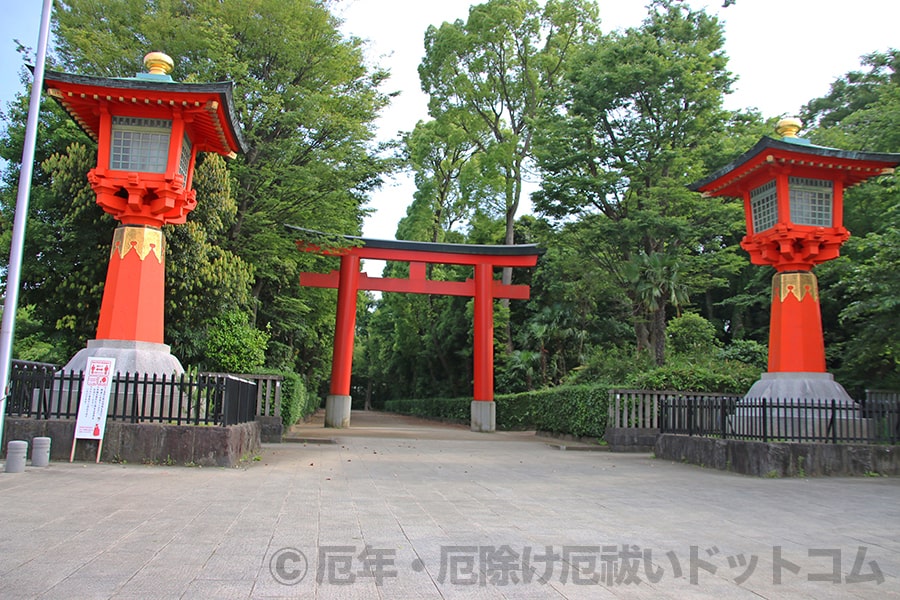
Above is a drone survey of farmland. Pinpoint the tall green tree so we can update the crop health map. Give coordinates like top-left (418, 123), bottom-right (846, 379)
top-left (419, 0), bottom-right (599, 285)
top-left (533, 0), bottom-right (761, 364)
top-left (801, 49), bottom-right (900, 393)
top-left (403, 117), bottom-right (481, 243)
top-left (623, 250), bottom-right (689, 365)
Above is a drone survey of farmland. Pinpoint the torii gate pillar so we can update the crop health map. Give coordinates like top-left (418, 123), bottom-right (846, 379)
top-left (470, 262), bottom-right (496, 431)
top-left (295, 229), bottom-right (543, 431)
top-left (325, 253), bottom-right (361, 427)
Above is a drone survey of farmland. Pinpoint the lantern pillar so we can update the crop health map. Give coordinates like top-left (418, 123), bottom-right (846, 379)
top-left (96, 225), bottom-right (166, 344)
top-left (743, 268), bottom-right (851, 403)
top-left (767, 271), bottom-right (825, 373)
top-left (64, 223), bottom-right (184, 376)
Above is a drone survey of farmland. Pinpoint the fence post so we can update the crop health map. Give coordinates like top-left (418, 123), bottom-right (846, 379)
top-left (762, 397), bottom-right (768, 443)
top-left (652, 391), bottom-right (659, 429)
top-left (659, 396), bottom-right (666, 433)
top-left (720, 396), bottom-right (727, 440)
top-left (608, 391), bottom-right (619, 427)
top-left (256, 378), bottom-right (265, 417)
top-left (222, 376), bottom-right (232, 426)
top-left (274, 378), bottom-right (282, 420)
top-left (130, 374), bottom-right (140, 424)
top-left (830, 399), bottom-right (837, 444)
top-left (687, 398), bottom-right (694, 437)
top-left (894, 400), bottom-right (900, 445)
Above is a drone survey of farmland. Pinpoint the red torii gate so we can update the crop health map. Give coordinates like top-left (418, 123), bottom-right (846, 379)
top-left (293, 227), bottom-right (543, 432)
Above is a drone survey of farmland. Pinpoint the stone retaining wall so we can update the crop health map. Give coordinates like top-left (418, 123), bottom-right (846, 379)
top-left (2, 418), bottom-right (260, 467)
top-left (604, 427), bottom-right (659, 452)
top-left (655, 433), bottom-right (899, 477)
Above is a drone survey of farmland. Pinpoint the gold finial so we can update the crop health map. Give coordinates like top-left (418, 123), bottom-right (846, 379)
top-left (143, 52), bottom-right (174, 76)
top-left (776, 117), bottom-right (803, 138)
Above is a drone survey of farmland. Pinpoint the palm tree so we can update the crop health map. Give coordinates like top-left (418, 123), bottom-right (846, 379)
top-left (625, 251), bottom-right (690, 366)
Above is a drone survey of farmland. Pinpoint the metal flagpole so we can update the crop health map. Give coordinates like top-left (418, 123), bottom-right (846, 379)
top-left (0, 0), bottom-right (54, 451)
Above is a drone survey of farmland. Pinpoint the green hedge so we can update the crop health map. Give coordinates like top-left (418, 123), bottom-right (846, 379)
top-left (383, 396), bottom-right (470, 422)
top-left (498, 384), bottom-right (610, 438)
top-left (282, 371), bottom-right (320, 427)
top-left (384, 383), bottom-right (611, 439)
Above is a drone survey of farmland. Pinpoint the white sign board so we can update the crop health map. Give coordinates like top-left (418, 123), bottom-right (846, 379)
top-left (70, 357), bottom-right (116, 462)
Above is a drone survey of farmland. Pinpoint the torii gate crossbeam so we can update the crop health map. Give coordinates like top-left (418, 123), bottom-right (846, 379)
top-left (292, 227), bottom-right (543, 432)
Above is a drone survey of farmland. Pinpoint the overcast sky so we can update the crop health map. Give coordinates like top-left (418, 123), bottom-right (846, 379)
top-left (2, 0), bottom-right (898, 256)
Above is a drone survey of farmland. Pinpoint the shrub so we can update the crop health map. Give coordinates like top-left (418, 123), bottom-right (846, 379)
top-left (624, 354), bottom-right (759, 394)
top-left (204, 311), bottom-right (269, 373)
top-left (498, 384), bottom-right (610, 437)
top-left (383, 397), bottom-right (469, 422)
top-left (564, 345), bottom-right (653, 386)
top-left (717, 339), bottom-right (768, 370)
top-left (667, 312), bottom-right (720, 355)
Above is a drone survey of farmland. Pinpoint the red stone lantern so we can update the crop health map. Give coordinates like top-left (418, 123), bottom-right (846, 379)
top-left (689, 118), bottom-right (900, 401)
top-left (43, 52), bottom-right (245, 374)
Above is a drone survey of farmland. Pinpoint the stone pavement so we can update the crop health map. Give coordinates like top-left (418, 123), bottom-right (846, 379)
top-left (0, 410), bottom-right (898, 599)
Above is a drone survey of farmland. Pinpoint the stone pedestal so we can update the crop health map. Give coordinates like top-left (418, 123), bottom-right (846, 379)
top-left (470, 400), bottom-right (495, 433)
top-left (53, 340), bottom-right (186, 421)
top-left (734, 372), bottom-right (862, 439)
top-left (325, 395), bottom-right (351, 428)
top-left (744, 372), bottom-right (853, 404)
top-left (63, 339), bottom-right (184, 377)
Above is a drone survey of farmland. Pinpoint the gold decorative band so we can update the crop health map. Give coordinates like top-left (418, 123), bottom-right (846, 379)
top-left (772, 272), bottom-right (818, 303)
top-left (111, 226), bottom-right (165, 263)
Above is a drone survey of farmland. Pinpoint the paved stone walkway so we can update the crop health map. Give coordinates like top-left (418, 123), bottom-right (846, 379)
top-left (1, 410), bottom-right (898, 599)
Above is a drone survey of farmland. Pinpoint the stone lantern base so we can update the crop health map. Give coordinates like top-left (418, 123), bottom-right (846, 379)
top-left (744, 372), bottom-right (854, 404)
top-left (732, 372), bottom-right (862, 439)
top-left (49, 340), bottom-right (186, 422)
top-left (63, 339), bottom-right (184, 377)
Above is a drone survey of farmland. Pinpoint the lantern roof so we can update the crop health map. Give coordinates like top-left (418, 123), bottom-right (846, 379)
top-left (688, 124), bottom-right (900, 198)
top-left (41, 61), bottom-right (246, 157)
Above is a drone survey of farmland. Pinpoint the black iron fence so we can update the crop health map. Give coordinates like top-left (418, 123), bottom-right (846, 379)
top-left (202, 371), bottom-right (282, 418)
top-left (5, 361), bottom-right (257, 426)
top-left (660, 395), bottom-right (900, 444)
top-left (608, 389), bottom-right (744, 429)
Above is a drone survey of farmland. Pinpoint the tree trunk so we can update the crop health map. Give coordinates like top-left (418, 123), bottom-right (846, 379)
top-left (634, 294), bottom-right (651, 355)
top-left (651, 305), bottom-right (667, 366)
top-left (501, 163), bottom-right (520, 354)
top-left (730, 303), bottom-right (744, 341)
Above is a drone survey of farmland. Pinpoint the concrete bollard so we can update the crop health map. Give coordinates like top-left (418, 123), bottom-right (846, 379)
top-left (31, 437), bottom-right (51, 467)
top-left (5, 440), bottom-right (28, 473)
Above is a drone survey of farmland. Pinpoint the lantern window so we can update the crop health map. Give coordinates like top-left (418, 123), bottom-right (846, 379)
top-left (179, 134), bottom-right (192, 178)
top-left (110, 116), bottom-right (172, 173)
top-left (750, 180), bottom-right (778, 232)
top-left (789, 177), bottom-right (832, 227)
